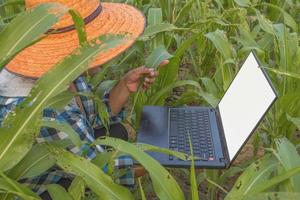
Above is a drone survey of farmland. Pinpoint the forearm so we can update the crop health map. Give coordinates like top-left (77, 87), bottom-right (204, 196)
top-left (108, 79), bottom-right (131, 116)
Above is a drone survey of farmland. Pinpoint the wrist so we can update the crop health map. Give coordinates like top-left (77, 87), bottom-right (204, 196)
top-left (119, 78), bottom-right (132, 94)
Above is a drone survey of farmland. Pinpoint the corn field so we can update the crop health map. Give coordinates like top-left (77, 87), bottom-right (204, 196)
top-left (0, 0), bottom-right (300, 199)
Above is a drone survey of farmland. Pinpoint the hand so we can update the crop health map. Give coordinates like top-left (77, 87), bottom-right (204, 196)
top-left (122, 60), bottom-right (169, 93)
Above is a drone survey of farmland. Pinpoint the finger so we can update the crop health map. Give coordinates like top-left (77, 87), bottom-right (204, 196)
top-left (142, 85), bottom-right (148, 91)
top-left (148, 70), bottom-right (159, 78)
top-left (135, 66), bottom-right (153, 75)
top-left (145, 77), bottom-right (155, 84)
top-left (159, 60), bottom-right (169, 67)
top-left (143, 81), bottom-right (150, 88)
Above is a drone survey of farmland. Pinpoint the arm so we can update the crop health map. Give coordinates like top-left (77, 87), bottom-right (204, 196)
top-left (108, 60), bottom-right (169, 115)
top-left (108, 67), bottom-right (157, 115)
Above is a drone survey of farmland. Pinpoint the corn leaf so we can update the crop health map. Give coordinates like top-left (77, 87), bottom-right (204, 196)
top-left (140, 23), bottom-right (178, 41)
top-left (7, 144), bottom-right (55, 180)
top-left (0, 34), bottom-right (125, 171)
top-left (147, 8), bottom-right (163, 48)
top-left (138, 178), bottom-right (146, 200)
top-left (0, 3), bottom-right (67, 68)
top-left (234, 0), bottom-right (250, 7)
top-left (0, 172), bottom-right (40, 200)
top-left (174, 0), bottom-right (194, 25)
top-left (205, 29), bottom-right (233, 61)
top-left (260, 2), bottom-right (298, 33)
top-left (256, 12), bottom-right (275, 35)
top-left (69, 9), bottom-right (87, 46)
top-left (275, 137), bottom-right (300, 192)
top-left (40, 120), bottom-right (83, 148)
top-left (263, 67), bottom-right (300, 80)
top-left (94, 137), bottom-right (185, 200)
top-left (225, 154), bottom-right (278, 199)
top-left (188, 134), bottom-right (199, 200)
top-left (149, 80), bottom-right (201, 105)
top-left (248, 166), bottom-right (300, 195)
top-left (47, 145), bottom-right (134, 200)
top-left (244, 192), bottom-right (300, 200)
top-left (287, 115), bottom-right (300, 130)
top-left (135, 143), bottom-right (188, 160)
top-left (47, 184), bottom-right (73, 200)
top-left (145, 46), bottom-right (173, 69)
top-left (68, 177), bottom-right (85, 200)
top-left (46, 91), bottom-right (75, 110)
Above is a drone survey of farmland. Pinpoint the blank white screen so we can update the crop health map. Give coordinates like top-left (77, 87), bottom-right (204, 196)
top-left (218, 52), bottom-right (276, 161)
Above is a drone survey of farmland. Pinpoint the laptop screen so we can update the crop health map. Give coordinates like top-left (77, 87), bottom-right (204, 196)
top-left (218, 52), bottom-right (277, 161)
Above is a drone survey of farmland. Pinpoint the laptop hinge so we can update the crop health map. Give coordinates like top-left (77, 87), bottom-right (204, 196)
top-left (215, 107), bottom-right (230, 167)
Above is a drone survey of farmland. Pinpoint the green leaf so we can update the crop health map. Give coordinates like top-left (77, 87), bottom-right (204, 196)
top-left (145, 8), bottom-right (163, 48)
top-left (198, 90), bottom-right (219, 107)
top-left (135, 143), bottom-right (188, 160)
top-left (149, 80), bottom-right (201, 105)
top-left (69, 9), bottom-right (87, 46)
top-left (138, 178), bottom-right (146, 200)
top-left (47, 184), bottom-right (73, 200)
top-left (0, 3), bottom-right (67, 68)
top-left (94, 137), bottom-right (185, 200)
top-left (200, 77), bottom-right (219, 97)
top-left (174, 0), bottom-right (194, 25)
top-left (68, 177), bottom-right (85, 200)
top-left (140, 23), bottom-right (178, 41)
top-left (40, 120), bottom-right (83, 148)
top-left (46, 91), bottom-right (74, 110)
top-left (244, 192), bottom-right (300, 200)
top-left (0, 172), bottom-right (40, 200)
top-left (145, 46), bottom-right (173, 69)
top-left (90, 65), bottom-right (110, 89)
top-left (205, 29), bottom-right (233, 60)
top-left (260, 2), bottom-right (298, 32)
top-left (263, 67), bottom-right (300, 80)
top-left (233, 0), bottom-right (250, 7)
top-left (225, 154), bottom-right (278, 199)
top-left (188, 134), bottom-right (199, 200)
top-left (0, 34), bottom-right (125, 171)
top-left (47, 145), bottom-right (134, 200)
top-left (275, 137), bottom-right (300, 192)
top-left (256, 12), bottom-right (275, 35)
top-left (287, 115), bottom-right (300, 130)
top-left (7, 144), bottom-right (55, 179)
top-left (248, 166), bottom-right (300, 195)
top-left (96, 80), bottom-right (117, 97)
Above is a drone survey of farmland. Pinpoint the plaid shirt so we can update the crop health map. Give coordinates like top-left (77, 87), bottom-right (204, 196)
top-left (0, 76), bottom-right (134, 195)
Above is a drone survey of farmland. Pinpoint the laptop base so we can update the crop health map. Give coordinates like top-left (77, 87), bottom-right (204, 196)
top-left (137, 106), bottom-right (228, 169)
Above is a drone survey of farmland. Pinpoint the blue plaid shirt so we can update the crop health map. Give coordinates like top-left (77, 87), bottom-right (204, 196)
top-left (0, 76), bottom-right (134, 195)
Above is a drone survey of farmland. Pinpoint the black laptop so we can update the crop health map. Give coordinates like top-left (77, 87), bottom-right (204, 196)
top-left (137, 52), bottom-right (277, 168)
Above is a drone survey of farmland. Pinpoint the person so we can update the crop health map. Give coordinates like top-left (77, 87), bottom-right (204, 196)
top-left (0, 0), bottom-right (168, 199)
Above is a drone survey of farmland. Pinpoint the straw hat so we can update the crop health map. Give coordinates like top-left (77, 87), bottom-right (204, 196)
top-left (6, 0), bottom-right (146, 78)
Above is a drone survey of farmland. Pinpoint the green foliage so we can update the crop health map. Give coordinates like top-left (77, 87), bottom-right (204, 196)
top-left (1, 0), bottom-right (300, 199)
top-left (0, 171), bottom-right (40, 200)
top-left (47, 184), bottom-right (73, 200)
top-left (47, 144), bottom-right (134, 200)
top-left (95, 137), bottom-right (185, 200)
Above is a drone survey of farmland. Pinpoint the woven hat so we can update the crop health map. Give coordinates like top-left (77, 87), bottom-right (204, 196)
top-left (6, 0), bottom-right (146, 78)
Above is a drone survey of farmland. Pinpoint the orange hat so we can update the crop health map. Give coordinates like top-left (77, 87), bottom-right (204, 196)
top-left (6, 0), bottom-right (146, 78)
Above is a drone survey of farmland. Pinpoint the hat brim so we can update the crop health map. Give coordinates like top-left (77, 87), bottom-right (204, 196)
top-left (6, 3), bottom-right (146, 78)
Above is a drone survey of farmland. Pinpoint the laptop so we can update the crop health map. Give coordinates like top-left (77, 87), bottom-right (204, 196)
top-left (137, 52), bottom-right (278, 168)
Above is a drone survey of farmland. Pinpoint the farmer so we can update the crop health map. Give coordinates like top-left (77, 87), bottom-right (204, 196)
top-left (0, 0), bottom-right (168, 199)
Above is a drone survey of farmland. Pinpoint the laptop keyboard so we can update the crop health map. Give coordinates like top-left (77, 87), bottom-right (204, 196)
top-left (169, 108), bottom-right (215, 161)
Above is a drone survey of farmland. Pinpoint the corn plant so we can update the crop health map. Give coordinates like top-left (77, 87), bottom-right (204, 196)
top-left (1, 0), bottom-right (300, 199)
